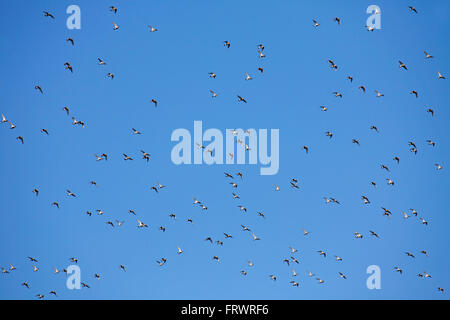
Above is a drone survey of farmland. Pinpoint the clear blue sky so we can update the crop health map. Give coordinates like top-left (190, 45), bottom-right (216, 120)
top-left (0, 0), bottom-right (449, 299)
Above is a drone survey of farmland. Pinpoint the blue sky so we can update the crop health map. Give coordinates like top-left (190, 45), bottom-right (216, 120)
top-left (0, 0), bottom-right (449, 299)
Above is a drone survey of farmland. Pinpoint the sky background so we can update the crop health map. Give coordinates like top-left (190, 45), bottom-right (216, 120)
top-left (0, 0), bottom-right (449, 299)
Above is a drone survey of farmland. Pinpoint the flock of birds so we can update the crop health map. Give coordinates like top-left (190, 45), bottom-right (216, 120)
top-left (0, 5), bottom-right (448, 299)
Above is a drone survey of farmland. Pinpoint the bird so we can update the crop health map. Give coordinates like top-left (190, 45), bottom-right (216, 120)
top-left (312, 19), bottom-right (320, 27)
top-left (338, 272), bottom-right (347, 279)
top-left (359, 86), bottom-right (366, 93)
top-left (424, 51), bottom-right (433, 59)
top-left (437, 72), bottom-right (446, 80)
top-left (410, 90), bottom-right (418, 98)
top-left (334, 17), bottom-right (341, 25)
top-left (107, 73), bottom-right (114, 79)
top-left (123, 154), bottom-right (133, 161)
top-left (110, 6), bottom-right (118, 13)
top-left (370, 230), bottom-right (380, 238)
top-left (209, 90), bottom-right (218, 98)
top-left (251, 233), bottom-right (260, 241)
top-left (328, 60), bottom-right (338, 70)
top-left (16, 136), bottom-right (24, 144)
top-left (332, 91), bottom-right (342, 98)
top-left (354, 231), bottom-right (363, 239)
top-left (64, 62), bottom-right (73, 73)
top-left (66, 37), bottom-right (74, 46)
top-left (66, 190), bottom-right (76, 197)
top-left (41, 129), bottom-right (49, 135)
top-left (208, 72), bottom-right (216, 79)
top-left (97, 58), bottom-right (107, 65)
top-left (43, 11), bottom-right (55, 19)
top-left (244, 72), bottom-right (252, 81)
top-left (132, 128), bottom-right (142, 135)
top-left (408, 6), bottom-right (418, 13)
top-left (362, 196), bottom-right (370, 205)
top-left (394, 267), bottom-right (403, 274)
top-left (237, 95), bottom-right (247, 103)
top-left (382, 207), bottom-right (392, 218)
top-left (318, 250), bottom-right (326, 258)
top-left (399, 60), bottom-right (408, 70)
top-left (148, 25), bottom-right (158, 32)
top-left (375, 90), bottom-right (384, 98)
top-left (112, 22), bottom-right (119, 30)
top-left (177, 246), bottom-right (183, 254)
top-left (157, 258), bottom-right (167, 266)
top-left (137, 220), bottom-right (148, 228)
top-left (435, 163), bottom-right (443, 171)
top-left (223, 41), bottom-right (231, 48)
top-left (35, 85), bottom-right (43, 94)
top-left (427, 108), bottom-right (434, 116)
